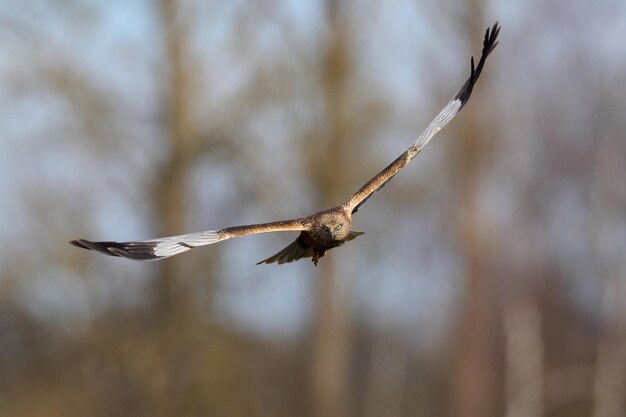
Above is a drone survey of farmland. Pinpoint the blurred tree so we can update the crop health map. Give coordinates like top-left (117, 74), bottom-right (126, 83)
top-left (1, 1), bottom-right (626, 417)
top-left (450, 7), bottom-right (502, 417)
top-left (590, 90), bottom-right (626, 417)
top-left (153, 0), bottom-right (196, 317)
top-left (308, 2), bottom-right (353, 416)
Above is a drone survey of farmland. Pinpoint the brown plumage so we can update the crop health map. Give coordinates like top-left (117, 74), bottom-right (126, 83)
top-left (70, 22), bottom-right (500, 266)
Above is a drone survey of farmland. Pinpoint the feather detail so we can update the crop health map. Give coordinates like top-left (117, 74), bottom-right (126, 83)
top-left (256, 237), bottom-right (314, 265)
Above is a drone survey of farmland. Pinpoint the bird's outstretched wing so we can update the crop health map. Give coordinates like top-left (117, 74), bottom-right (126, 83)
top-left (70, 218), bottom-right (309, 261)
top-left (345, 22), bottom-right (500, 214)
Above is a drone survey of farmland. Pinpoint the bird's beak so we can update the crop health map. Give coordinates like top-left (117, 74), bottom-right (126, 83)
top-left (328, 231), bottom-right (335, 240)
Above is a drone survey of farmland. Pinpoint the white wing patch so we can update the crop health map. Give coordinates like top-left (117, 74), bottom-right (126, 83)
top-left (151, 231), bottom-right (222, 257)
top-left (408, 98), bottom-right (463, 158)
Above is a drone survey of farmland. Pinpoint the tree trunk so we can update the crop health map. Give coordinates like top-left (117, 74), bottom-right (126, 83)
top-left (152, 0), bottom-right (194, 318)
top-left (309, 2), bottom-right (353, 417)
top-left (452, 10), bottom-right (501, 417)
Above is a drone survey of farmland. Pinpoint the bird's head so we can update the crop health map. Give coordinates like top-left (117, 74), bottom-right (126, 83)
top-left (315, 212), bottom-right (351, 242)
top-left (321, 222), bottom-right (344, 241)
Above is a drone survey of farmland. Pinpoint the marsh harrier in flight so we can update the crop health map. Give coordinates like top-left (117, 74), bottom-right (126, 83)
top-left (71, 22), bottom-right (500, 265)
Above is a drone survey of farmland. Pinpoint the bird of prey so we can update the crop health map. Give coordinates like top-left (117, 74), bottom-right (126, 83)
top-left (70, 22), bottom-right (500, 266)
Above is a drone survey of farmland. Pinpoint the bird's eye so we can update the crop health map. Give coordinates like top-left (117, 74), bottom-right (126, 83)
top-left (336, 224), bottom-right (342, 230)
top-left (323, 225), bottom-right (330, 231)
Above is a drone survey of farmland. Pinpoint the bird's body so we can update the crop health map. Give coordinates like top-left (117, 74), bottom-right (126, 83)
top-left (255, 206), bottom-right (362, 265)
top-left (70, 22), bottom-right (501, 266)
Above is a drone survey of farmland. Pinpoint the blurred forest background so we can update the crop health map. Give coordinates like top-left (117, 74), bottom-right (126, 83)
top-left (1, 0), bottom-right (625, 416)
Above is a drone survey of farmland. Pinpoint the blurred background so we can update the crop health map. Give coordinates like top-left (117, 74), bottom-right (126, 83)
top-left (1, 0), bottom-right (625, 416)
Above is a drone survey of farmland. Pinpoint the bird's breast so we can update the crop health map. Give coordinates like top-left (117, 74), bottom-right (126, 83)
top-left (300, 231), bottom-right (345, 251)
